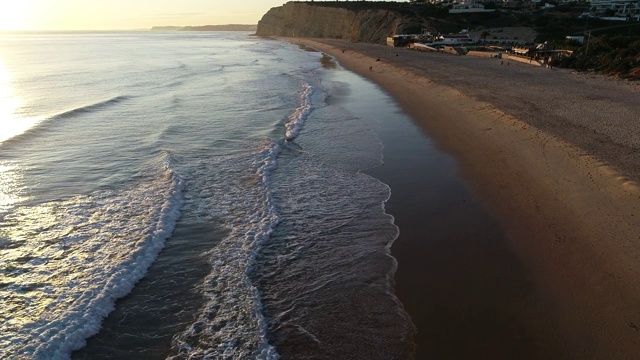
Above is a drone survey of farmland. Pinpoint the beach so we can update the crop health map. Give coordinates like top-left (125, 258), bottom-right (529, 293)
top-left (2, 31), bottom-right (639, 359)
top-left (291, 38), bottom-right (640, 359)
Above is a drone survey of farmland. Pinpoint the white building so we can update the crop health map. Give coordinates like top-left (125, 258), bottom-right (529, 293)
top-left (589, 0), bottom-right (640, 16)
top-left (449, 2), bottom-right (497, 12)
top-left (436, 34), bottom-right (475, 44)
top-left (566, 35), bottom-right (586, 44)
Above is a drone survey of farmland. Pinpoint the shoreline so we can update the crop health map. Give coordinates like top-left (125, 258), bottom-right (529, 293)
top-left (290, 38), bottom-right (640, 358)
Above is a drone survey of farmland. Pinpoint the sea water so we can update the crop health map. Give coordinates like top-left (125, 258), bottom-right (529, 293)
top-left (0, 31), bottom-right (414, 359)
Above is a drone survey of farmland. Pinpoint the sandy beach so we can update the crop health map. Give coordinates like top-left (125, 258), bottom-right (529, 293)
top-left (290, 38), bottom-right (640, 359)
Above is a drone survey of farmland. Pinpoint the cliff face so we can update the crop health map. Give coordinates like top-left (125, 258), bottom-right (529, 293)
top-left (256, 2), bottom-right (423, 44)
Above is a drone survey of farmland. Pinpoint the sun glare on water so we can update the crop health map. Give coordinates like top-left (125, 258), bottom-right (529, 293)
top-left (0, 58), bottom-right (43, 144)
top-left (0, 59), bottom-right (35, 210)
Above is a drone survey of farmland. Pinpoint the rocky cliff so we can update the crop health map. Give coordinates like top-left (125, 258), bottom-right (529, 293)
top-left (256, 2), bottom-right (430, 44)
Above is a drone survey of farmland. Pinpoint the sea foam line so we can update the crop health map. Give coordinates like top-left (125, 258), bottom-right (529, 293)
top-left (284, 82), bottom-right (313, 141)
top-left (169, 142), bottom-right (281, 359)
top-left (22, 161), bottom-right (183, 359)
top-left (169, 79), bottom-right (319, 359)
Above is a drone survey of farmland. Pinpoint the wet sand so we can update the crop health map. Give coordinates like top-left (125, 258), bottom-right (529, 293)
top-left (290, 38), bottom-right (640, 359)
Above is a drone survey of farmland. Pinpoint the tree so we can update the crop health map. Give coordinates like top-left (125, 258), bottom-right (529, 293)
top-left (481, 30), bottom-right (491, 46)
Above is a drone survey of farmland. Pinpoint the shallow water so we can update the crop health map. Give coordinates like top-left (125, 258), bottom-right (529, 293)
top-left (0, 32), bottom-right (422, 359)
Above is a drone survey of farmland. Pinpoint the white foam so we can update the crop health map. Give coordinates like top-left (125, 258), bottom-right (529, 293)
top-left (169, 142), bottom-right (281, 359)
top-left (244, 54), bottom-right (417, 358)
top-left (284, 82), bottom-right (313, 141)
top-left (0, 157), bottom-right (184, 359)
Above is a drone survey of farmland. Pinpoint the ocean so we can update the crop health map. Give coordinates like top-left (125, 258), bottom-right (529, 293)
top-left (0, 31), bottom-right (416, 359)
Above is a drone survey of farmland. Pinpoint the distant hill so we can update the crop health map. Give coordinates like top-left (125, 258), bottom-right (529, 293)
top-left (151, 24), bottom-right (257, 32)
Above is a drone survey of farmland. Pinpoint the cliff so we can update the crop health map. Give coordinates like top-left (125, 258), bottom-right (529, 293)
top-left (256, 2), bottom-right (431, 44)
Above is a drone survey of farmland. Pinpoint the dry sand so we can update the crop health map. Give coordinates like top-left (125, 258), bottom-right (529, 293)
top-left (290, 38), bottom-right (640, 359)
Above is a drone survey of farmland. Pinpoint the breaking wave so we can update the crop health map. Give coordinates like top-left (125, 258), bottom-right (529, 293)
top-left (0, 153), bottom-right (183, 359)
top-left (0, 96), bottom-right (131, 147)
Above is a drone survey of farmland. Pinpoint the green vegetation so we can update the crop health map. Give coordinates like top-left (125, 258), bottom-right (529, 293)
top-left (554, 34), bottom-right (640, 80)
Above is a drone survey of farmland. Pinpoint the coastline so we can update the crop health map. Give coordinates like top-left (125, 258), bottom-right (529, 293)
top-left (289, 38), bottom-right (640, 359)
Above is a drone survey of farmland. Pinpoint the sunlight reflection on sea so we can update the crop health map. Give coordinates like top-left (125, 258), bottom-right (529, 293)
top-left (0, 57), bottom-right (43, 144)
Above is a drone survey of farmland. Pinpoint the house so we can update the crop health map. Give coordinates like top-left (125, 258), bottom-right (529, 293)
top-left (436, 34), bottom-right (475, 45)
top-left (566, 35), bottom-right (586, 44)
top-left (589, 0), bottom-right (640, 16)
top-left (449, 1), bottom-right (497, 13)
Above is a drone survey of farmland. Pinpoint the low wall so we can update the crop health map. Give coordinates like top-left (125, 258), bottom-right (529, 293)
top-left (467, 51), bottom-right (500, 58)
top-left (504, 54), bottom-right (543, 66)
top-left (443, 46), bottom-right (467, 56)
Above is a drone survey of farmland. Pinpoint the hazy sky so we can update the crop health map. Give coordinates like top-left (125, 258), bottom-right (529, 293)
top-left (0, 0), bottom-right (298, 31)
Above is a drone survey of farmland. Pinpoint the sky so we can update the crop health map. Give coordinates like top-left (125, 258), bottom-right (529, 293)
top-left (0, 0), bottom-right (298, 31)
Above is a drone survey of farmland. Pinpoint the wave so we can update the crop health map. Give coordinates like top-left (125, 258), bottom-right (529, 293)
top-left (168, 142), bottom-right (280, 359)
top-left (0, 96), bottom-right (130, 148)
top-left (144, 60), bottom-right (219, 91)
top-left (284, 82), bottom-right (314, 141)
top-left (51, 95), bottom-right (130, 120)
top-left (168, 74), bottom-right (323, 359)
top-left (0, 152), bottom-right (184, 359)
top-left (247, 58), bottom-right (416, 359)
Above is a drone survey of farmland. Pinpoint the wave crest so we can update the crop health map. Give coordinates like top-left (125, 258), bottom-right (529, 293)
top-left (0, 96), bottom-right (131, 148)
top-left (0, 152), bottom-right (183, 359)
top-left (284, 82), bottom-right (313, 141)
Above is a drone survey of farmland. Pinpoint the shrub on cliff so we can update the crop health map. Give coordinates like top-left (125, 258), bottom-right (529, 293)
top-left (554, 35), bottom-right (640, 80)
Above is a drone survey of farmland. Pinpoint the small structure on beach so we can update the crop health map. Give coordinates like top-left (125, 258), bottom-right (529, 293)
top-left (511, 43), bottom-right (573, 65)
top-left (512, 45), bottom-right (535, 57)
top-left (387, 34), bottom-right (421, 47)
top-left (442, 45), bottom-right (469, 56)
top-left (407, 43), bottom-right (439, 52)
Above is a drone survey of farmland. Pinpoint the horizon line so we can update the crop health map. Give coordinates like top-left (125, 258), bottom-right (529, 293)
top-left (0, 24), bottom-right (258, 33)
